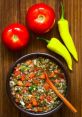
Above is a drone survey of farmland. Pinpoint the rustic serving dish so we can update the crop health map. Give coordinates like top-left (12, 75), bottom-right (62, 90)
top-left (6, 53), bottom-right (69, 117)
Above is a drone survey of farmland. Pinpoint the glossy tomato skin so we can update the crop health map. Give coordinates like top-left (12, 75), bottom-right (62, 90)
top-left (2, 23), bottom-right (29, 50)
top-left (26, 3), bottom-right (56, 34)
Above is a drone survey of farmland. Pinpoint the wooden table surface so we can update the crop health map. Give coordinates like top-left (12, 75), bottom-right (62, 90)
top-left (0, 0), bottom-right (82, 117)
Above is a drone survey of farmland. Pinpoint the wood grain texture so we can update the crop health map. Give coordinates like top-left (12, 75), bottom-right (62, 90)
top-left (0, 0), bottom-right (82, 117)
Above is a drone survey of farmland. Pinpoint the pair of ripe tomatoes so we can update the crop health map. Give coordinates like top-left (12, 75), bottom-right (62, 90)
top-left (2, 3), bottom-right (56, 50)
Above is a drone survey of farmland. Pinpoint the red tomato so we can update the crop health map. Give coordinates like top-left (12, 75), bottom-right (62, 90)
top-left (2, 23), bottom-right (29, 50)
top-left (26, 3), bottom-right (56, 34)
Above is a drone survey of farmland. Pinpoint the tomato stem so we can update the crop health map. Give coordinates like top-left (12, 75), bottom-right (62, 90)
top-left (37, 15), bottom-right (45, 22)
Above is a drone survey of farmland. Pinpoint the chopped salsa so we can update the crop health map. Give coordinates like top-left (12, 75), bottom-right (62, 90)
top-left (9, 57), bottom-right (67, 113)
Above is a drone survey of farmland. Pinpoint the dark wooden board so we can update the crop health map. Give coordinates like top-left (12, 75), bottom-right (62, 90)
top-left (0, 0), bottom-right (82, 117)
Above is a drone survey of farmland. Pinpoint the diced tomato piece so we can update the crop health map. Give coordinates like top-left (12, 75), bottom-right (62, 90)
top-left (26, 60), bottom-right (32, 65)
top-left (34, 67), bottom-right (41, 72)
top-left (26, 103), bottom-right (32, 109)
top-left (17, 80), bottom-right (23, 86)
top-left (22, 87), bottom-right (27, 93)
top-left (53, 79), bottom-right (60, 83)
top-left (39, 73), bottom-right (45, 79)
top-left (46, 96), bottom-right (52, 102)
top-left (22, 89), bottom-right (27, 93)
top-left (25, 82), bottom-right (32, 87)
top-left (29, 73), bottom-right (35, 78)
top-left (33, 79), bottom-right (39, 84)
top-left (21, 74), bottom-right (26, 81)
top-left (54, 69), bottom-right (59, 74)
top-left (14, 70), bottom-right (21, 76)
top-left (31, 98), bottom-right (38, 106)
top-left (40, 95), bottom-right (45, 100)
top-left (43, 83), bottom-right (50, 90)
top-left (49, 72), bottom-right (55, 78)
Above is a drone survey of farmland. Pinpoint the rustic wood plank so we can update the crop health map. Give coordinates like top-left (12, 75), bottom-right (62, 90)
top-left (0, 0), bottom-right (21, 117)
top-left (59, 0), bottom-right (82, 117)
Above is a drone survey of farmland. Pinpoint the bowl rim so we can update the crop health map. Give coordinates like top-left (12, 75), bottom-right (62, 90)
top-left (6, 52), bottom-right (69, 116)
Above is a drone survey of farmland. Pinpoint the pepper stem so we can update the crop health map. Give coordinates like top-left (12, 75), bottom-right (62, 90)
top-left (37, 37), bottom-right (49, 43)
top-left (61, 2), bottom-right (64, 19)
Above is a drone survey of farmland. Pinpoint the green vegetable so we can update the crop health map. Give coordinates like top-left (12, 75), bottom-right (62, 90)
top-left (28, 86), bottom-right (33, 92)
top-left (37, 37), bottom-right (72, 70)
top-left (19, 64), bottom-right (30, 72)
top-left (28, 85), bottom-right (37, 92)
top-left (58, 3), bottom-right (78, 61)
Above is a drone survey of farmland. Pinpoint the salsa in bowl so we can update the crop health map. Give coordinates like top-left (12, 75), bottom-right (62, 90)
top-left (6, 53), bottom-right (69, 116)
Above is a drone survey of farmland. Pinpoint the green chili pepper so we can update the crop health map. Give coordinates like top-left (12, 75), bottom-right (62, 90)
top-left (58, 3), bottom-right (78, 61)
top-left (37, 37), bottom-right (72, 70)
